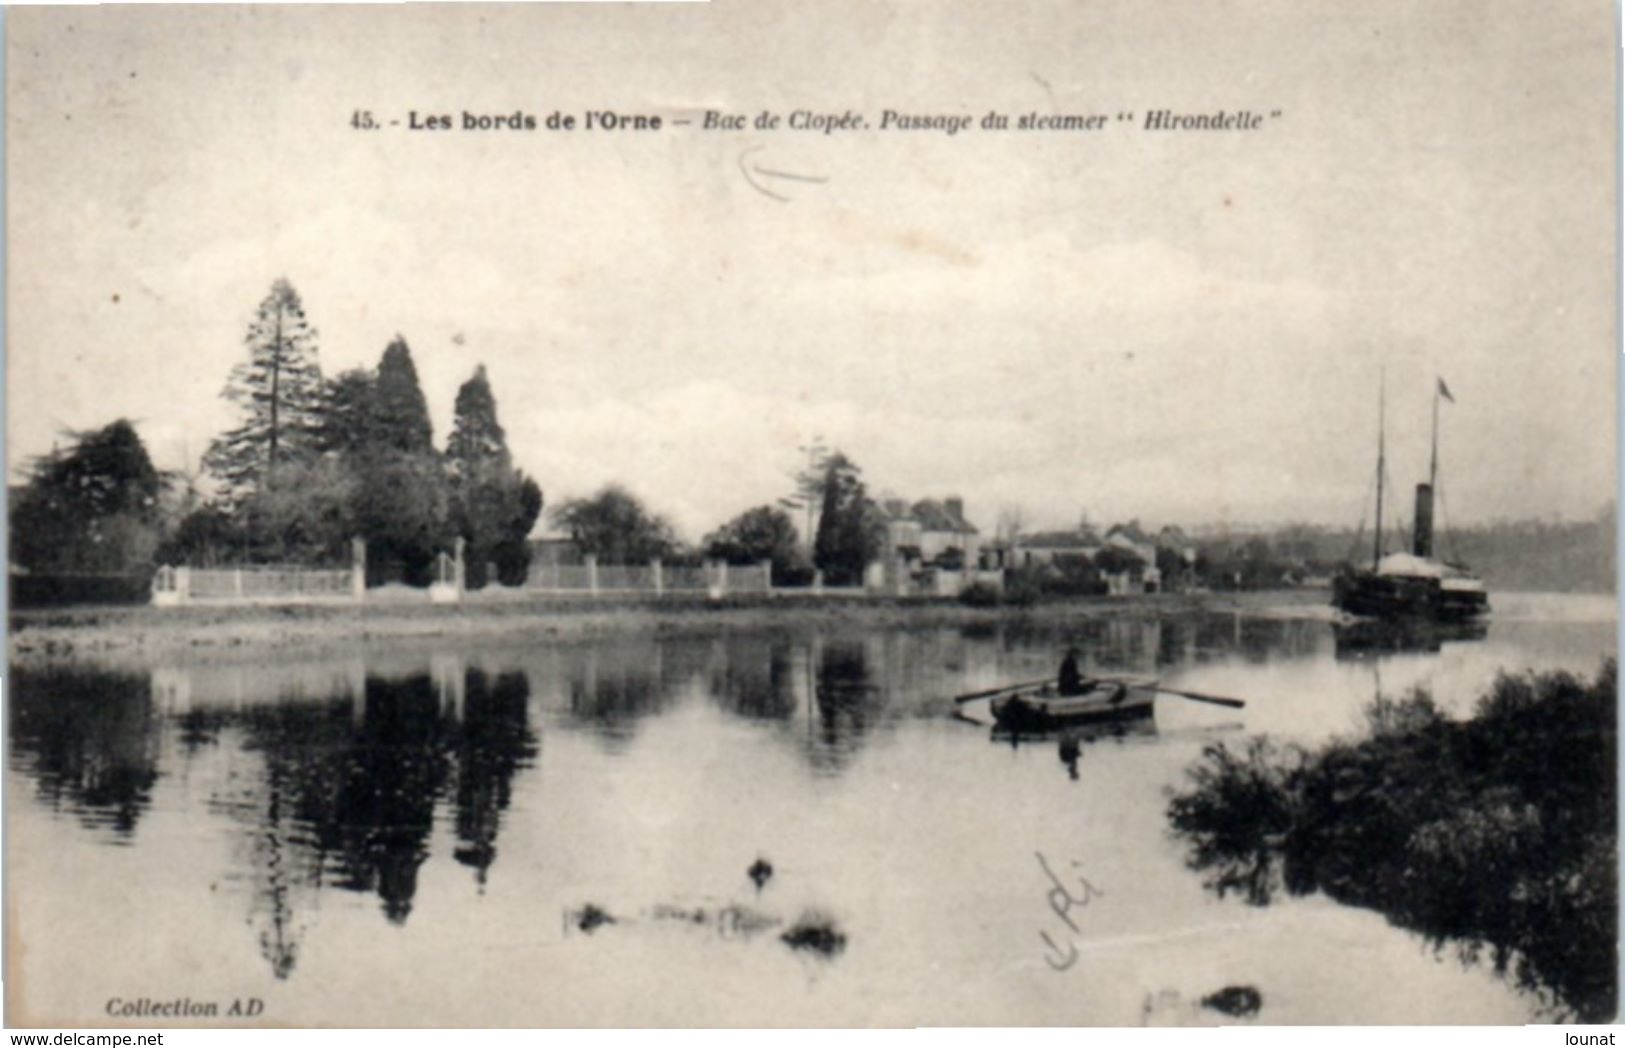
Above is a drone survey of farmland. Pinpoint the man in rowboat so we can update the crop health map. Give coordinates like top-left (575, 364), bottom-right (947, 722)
top-left (1059, 647), bottom-right (1128, 705)
top-left (1058, 647), bottom-right (1087, 696)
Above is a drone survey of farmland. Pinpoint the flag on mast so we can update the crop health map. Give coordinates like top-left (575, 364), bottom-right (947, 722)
top-left (1437, 377), bottom-right (1455, 403)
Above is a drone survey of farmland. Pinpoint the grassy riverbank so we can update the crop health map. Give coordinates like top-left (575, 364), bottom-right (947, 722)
top-left (8, 588), bottom-right (1332, 666)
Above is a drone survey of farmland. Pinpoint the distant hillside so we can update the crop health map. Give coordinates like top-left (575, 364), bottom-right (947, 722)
top-left (1188, 509), bottom-right (1615, 594)
top-left (1449, 517), bottom-right (1615, 594)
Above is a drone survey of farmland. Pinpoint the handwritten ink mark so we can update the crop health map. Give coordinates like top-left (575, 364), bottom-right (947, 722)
top-left (1041, 929), bottom-right (1079, 971)
top-left (1037, 851), bottom-right (1104, 972)
top-left (739, 146), bottom-right (828, 203)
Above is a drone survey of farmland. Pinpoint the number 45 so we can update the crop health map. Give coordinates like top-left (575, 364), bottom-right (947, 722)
top-left (351, 110), bottom-right (376, 130)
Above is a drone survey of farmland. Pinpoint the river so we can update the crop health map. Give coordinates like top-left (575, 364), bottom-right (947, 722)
top-left (6, 593), bottom-right (1615, 1026)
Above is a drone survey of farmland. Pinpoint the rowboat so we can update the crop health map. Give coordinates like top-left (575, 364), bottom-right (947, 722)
top-left (989, 675), bottom-right (1157, 731)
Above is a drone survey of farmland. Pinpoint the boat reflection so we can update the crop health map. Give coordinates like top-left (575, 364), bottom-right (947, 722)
top-left (1333, 618), bottom-right (1489, 660)
top-left (993, 717), bottom-right (1161, 780)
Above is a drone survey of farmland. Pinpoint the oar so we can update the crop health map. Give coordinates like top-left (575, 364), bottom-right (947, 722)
top-left (1151, 685), bottom-right (1246, 710)
top-left (952, 677), bottom-right (1052, 705)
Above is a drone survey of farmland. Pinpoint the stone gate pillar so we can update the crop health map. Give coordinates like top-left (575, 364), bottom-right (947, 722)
top-left (351, 537), bottom-right (367, 602)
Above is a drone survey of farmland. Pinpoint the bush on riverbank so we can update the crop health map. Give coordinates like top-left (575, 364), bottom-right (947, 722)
top-left (1167, 660), bottom-right (1618, 1022)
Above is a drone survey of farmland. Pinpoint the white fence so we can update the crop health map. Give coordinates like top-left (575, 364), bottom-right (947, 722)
top-left (152, 547), bottom-right (1003, 608)
top-left (153, 564), bottom-right (360, 606)
top-left (522, 557), bottom-right (772, 597)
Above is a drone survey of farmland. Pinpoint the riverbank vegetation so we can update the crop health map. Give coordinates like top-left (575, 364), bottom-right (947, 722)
top-left (11, 279), bottom-right (1613, 610)
top-left (1167, 660), bottom-right (1618, 1021)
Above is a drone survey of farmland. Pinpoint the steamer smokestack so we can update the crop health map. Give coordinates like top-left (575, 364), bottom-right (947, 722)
top-left (1413, 483), bottom-right (1434, 558)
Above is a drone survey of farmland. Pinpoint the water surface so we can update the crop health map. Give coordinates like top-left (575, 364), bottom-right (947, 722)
top-left (8, 595), bottom-right (1614, 1025)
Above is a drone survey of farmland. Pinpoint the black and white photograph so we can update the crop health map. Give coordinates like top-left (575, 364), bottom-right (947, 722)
top-left (3, 0), bottom-right (1617, 1029)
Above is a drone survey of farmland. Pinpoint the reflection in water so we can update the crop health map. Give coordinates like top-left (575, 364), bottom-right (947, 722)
top-left (9, 666), bottom-right (161, 838)
top-left (453, 669), bottom-right (540, 883)
top-left (1333, 619), bottom-right (1490, 660)
top-left (708, 637), bottom-right (799, 722)
top-left (153, 662), bottom-right (539, 974)
top-left (560, 641), bottom-right (714, 747)
top-left (812, 639), bottom-right (885, 772)
top-left (7, 605), bottom-right (1612, 1018)
top-left (992, 718), bottom-right (1160, 780)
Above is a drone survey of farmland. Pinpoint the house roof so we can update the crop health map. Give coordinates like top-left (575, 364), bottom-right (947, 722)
top-left (1157, 525), bottom-right (1193, 547)
top-left (879, 496), bottom-right (978, 534)
top-left (1107, 521), bottom-right (1153, 545)
top-left (911, 499), bottom-right (978, 534)
top-left (1018, 528), bottom-right (1102, 549)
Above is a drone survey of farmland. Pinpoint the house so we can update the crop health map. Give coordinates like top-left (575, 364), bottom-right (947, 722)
top-left (877, 496), bottom-right (980, 569)
top-left (1012, 527), bottom-right (1103, 569)
top-left (1156, 525), bottom-right (1199, 591)
top-left (1157, 525), bottom-right (1197, 563)
top-left (1103, 521), bottom-right (1161, 593)
top-left (870, 495), bottom-right (993, 596)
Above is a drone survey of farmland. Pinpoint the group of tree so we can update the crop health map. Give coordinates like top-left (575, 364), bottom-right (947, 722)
top-left (29, 281), bottom-right (1609, 600)
top-left (194, 280), bottom-right (541, 585)
top-left (554, 485), bottom-right (683, 565)
top-left (12, 279), bottom-right (543, 589)
top-left (551, 447), bottom-right (883, 587)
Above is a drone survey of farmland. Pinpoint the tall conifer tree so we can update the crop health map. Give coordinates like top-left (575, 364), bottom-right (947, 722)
top-left (374, 336), bottom-right (434, 453)
top-left (445, 365), bottom-right (541, 586)
top-left (204, 279), bottom-right (325, 506)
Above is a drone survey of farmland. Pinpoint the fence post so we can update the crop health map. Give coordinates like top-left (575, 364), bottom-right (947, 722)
top-left (351, 537), bottom-right (367, 602)
top-left (718, 560), bottom-right (729, 596)
top-left (652, 558), bottom-right (664, 596)
top-left (454, 536), bottom-right (467, 595)
top-left (177, 565), bottom-right (191, 603)
top-left (813, 569), bottom-right (824, 595)
top-left (759, 559), bottom-right (773, 594)
top-left (586, 554), bottom-right (599, 596)
top-left (234, 566), bottom-right (244, 598)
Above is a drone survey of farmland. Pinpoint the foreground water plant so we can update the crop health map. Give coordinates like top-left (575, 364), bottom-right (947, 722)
top-left (1167, 660), bottom-right (1617, 1022)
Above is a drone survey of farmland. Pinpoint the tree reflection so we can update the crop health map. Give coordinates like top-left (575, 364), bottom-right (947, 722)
top-left (210, 663), bottom-right (537, 974)
top-left (564, 643), bottom-right (689, 747)
top-left (452, 669), bottom-right (539, 885)
top-left (708, 636), bottom-right (798, 721)
top-left (321, 674), bottom-right (452, 923)
top-left (807, 639), bottom-right (887, 772)
top-left (9, 666), bottom-right (161, 838)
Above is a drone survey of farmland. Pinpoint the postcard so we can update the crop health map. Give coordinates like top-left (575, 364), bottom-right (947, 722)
top-left (5, 0), bottom-right (1616, 1028)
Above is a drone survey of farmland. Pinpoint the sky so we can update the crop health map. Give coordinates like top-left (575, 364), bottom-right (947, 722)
top-left (7, 1), bottom-right (1616, 542)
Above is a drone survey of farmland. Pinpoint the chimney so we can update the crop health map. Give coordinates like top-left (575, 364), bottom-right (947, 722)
top-left (1412, 483), bottom-right (1434, 558)
top-left (945, 496), bottom-right (964, 522)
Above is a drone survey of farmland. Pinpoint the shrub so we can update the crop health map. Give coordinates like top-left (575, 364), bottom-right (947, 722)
top-left (958, 581), bottom-right (1002, 607)
top-left (1167, 660), bottom-right (1617, 1021)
